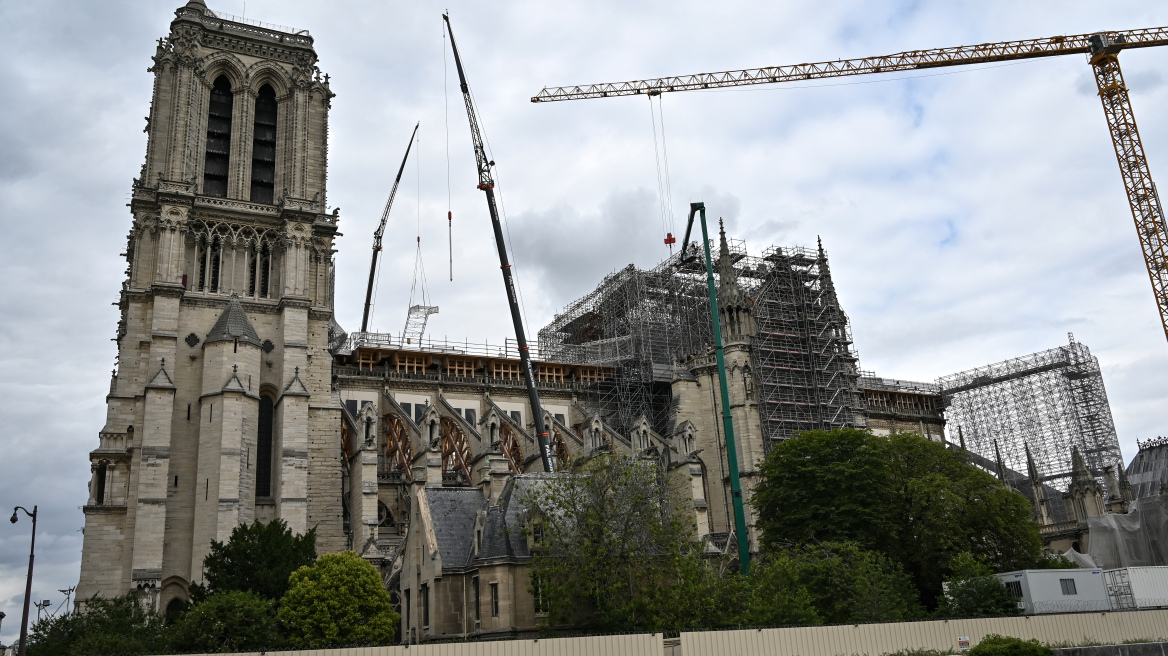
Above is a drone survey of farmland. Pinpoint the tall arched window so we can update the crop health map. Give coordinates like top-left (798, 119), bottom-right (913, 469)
top-left (94, 461), bottom-right (108, 505)
top-left (248, 241), bottom-right (271, 298)
top-left (256, 395), bottom-right (273, 497)
top-left (203, 75), bottom-right (233, 198)
top-left (250, 84), bottom-right (277, 204)
top-left (199, 236), bottom-right (222, 293)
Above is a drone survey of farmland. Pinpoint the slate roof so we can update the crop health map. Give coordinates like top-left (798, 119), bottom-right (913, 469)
top-left (425, 487), bottom-right (486, 568)
top-left (475, 475), bottom-right (558, 563)
top-left (422, 475), bottom-right (562, 571)
top-left (205, 295), bottom-right (261, 346)
top-left (1128, 442), bottom-right (1168, 499)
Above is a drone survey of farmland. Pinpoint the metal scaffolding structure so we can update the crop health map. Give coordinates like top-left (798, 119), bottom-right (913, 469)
top-left (539, 240), bottom-right (753, 434)
top-left (538, 237), bottom-right (866, 442)
top-left (938, 334), bottom-right (1124, 492)
top-left (752, 243), bottom-right (867, 441)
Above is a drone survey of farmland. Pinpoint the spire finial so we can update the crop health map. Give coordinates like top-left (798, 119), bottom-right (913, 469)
top-left (1071, 446), bottom-right (1092, 483)
top-left (993, 439), bottom-right (1009, 485)
top-left (295, 366), bottom-right (300, 376)
top-left (233, 364), bottom-right (238, 373)
top-left (1025, 442), bottom-right (1040, 480)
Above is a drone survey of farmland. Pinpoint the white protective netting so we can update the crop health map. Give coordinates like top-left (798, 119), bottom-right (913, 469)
top-left (1088, 495), bottom-right (1168, 569)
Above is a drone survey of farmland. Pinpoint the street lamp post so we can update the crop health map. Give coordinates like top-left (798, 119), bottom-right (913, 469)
top-left (11, 506), bottom-right (37, 656)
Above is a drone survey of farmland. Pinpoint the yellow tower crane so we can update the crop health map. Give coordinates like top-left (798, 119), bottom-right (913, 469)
top-left (532, 27), bottom-right (1168, 346)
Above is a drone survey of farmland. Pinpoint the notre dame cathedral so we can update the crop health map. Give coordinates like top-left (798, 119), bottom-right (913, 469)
top-left (80, 0), bottom-right (934, 642)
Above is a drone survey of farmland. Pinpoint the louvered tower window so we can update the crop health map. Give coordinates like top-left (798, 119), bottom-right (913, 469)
top-left (256, 395), bottom-right (273, 496)
top-left (251, 84), bottom-right (277, 204)
top-left (203, 76), bottom-right (233, 198)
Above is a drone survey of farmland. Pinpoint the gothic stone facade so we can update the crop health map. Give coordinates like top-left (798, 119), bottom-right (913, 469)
top-left (77, 1), bottom-right (339, 611)
top-left (78, 0), bottom-right (961, 640)
top-left (362, 228), bottom-right (768, 641)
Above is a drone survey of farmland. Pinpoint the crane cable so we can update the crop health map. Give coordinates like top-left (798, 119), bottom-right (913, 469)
top-left (444, 21), bottom-right (453, 281)
top-left (649, 94), bottom-right (677, 253)
top-left (407, 127), bottom-right (431, 312)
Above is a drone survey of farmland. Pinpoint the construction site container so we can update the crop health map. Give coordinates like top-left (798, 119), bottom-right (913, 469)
top-left (995, 568), bottom-right (1109, 614)
top-left (1104, 566), bottom-right (1168, 610)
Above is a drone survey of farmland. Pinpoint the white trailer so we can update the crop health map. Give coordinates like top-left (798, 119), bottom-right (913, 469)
top-left (1103, 566), bottom-right (1168, 610)
top-left (995, 568), bottom-right (1109, 614)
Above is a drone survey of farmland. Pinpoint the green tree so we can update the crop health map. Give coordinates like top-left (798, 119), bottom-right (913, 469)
top-left (752, 429), bottom-right (897, 555)
top-left (934, 553), bottom-right (1019, 618)
top-left (782, 542), bottom-right (922, 624)
top-left (1032, 551), bottom-right (1076, 569)
top-left (525, 454), bottom-right (734, 632)
top-left (969, 634), bottom-right (1051, 656)
top-left (168, 590), bottom-right (283, 653)
top-left (26, 594), bottom-right (166, 656)
top-left (193, 518), bottom-right (316, 602)
top-left (739, 556), bottom-right (821, 627)
top-left (753, 429), bottom-right (1042, 609)
top-left (278, 551), bottom-right (398, 648)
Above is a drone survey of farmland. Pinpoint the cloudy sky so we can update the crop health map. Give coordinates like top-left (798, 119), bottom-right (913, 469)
top-left (3, 0), bottom-right (1167, 639)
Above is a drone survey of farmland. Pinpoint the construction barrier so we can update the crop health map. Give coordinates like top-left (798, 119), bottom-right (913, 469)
top-left (136, 608), bottom-right (1168, 656)
top-left (681, 608), bottom-right (1168, 656)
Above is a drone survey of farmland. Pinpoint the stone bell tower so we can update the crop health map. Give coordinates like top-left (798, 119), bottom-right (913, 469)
top-left (77, 1), bottom-right (342, 611)
top-left (669, 222), bottom-right (766, 554)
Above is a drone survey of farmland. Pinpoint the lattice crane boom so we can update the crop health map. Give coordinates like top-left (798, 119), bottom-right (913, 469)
top-left (444, 13), bottom-right (556, 473)
top-left (530, 27), bottom-right (1168, 102)
top-left (361, 122), bottom-right (419, 333)
top-left (532, 28), bottom-right (1168, 344)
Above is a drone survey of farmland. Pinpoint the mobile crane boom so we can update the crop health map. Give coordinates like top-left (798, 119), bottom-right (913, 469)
top-left (532, 27), bottom-right (1168, 346)
top-left (444, 13), bottom-right (556, 473)
top-left (361, 122), bottom-right (419, 333)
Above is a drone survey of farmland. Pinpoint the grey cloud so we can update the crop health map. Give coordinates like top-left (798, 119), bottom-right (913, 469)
top-left (508, 188), bottom-right (663, 304)
top-left (5, 0), bottom-right (1168, 642)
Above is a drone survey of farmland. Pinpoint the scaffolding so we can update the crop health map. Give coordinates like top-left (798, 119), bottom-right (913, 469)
top-left (751, 243), bottom-right (866, 441)
top-left (538, 237), bottom-right (866, 442)
top-left (938, 334), bottom-right (1123, 492)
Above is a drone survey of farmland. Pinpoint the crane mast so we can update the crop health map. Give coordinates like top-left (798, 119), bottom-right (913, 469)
top-left (361, 122), bottom-right (419, 334)
top-left (443, 13), bottom-right (556, 473)
top-left (532, 27), bottom-right (1168, 345)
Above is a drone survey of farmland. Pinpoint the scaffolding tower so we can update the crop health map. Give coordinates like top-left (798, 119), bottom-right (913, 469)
top-left (938, 334), bottom-right (1123, 492)
top-left (538, 237), bottom-right (866, 442)
top-left (752, 242), bottom-right (866, 441)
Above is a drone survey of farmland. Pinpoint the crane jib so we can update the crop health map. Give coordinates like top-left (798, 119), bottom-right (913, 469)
top-left (361, 122), bottom-right (419, 333)
top-left (530, 26), bottom-right (1168, 102)
top-left (531, 25), bottom-right (1168, 348)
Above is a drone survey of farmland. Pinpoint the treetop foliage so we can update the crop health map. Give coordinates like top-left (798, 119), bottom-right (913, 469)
top-left (168, 590), bottom-right (283, 653)
top-left (278, 551), bottom-right (399, 648)
top-left (193, 517), bottom-right (316, 602)
top-left (753, 429), bottom-right (1043, 609)
top-left (526, 453), bottom-right (932, 632)
top-left (26, 594), bottom-right (166, 656)
top-left (524, 454), bottom-right (708, 631)
top-left (27, 521), bottom-right (396, 654)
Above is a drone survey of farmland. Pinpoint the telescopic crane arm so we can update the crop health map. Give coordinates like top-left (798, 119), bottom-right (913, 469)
top-left (444, 13), bottom-right (556, 473)
top-left (361, 122), bottom-right (419, 334)
top-left (533, 27), bottom-right (1168, 345)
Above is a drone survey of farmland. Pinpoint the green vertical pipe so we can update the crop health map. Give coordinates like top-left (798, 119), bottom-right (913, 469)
top-left (692, 202), bottom-right (751, 574)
